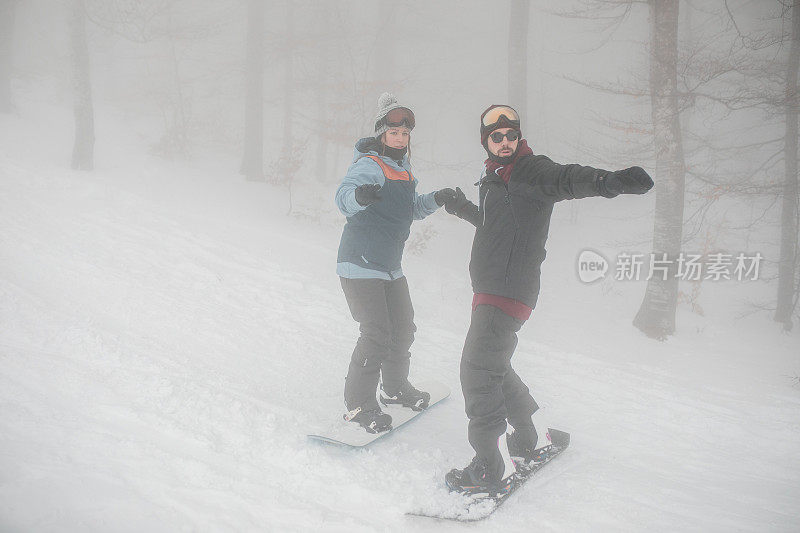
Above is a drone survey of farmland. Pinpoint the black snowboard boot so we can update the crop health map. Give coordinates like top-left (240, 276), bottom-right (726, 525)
top-left (343, 406), bottom-right (392, 434)
top-left (445, 433), bottom-right (517, 495)
top-left (507, 426), bottom-right (539, 468)
top-left (445, 455), bottom-right (515, 496)
top-left (380, 381), bottom-right (430, 411)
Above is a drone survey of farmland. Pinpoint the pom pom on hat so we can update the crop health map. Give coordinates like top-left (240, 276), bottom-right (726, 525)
top-left (374, 92), bottom-right (414, 137)
top-left (377, 92), bottom-right (397, 112)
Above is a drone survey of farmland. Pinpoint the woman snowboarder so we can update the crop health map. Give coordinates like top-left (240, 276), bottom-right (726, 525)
top-left (334, 93), bottom-right (455, 433)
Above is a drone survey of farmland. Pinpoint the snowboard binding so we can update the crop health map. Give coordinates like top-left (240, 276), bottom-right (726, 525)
top-left (379, 381), bottom-right (431, 411)
top-left (343, 406), bottom-right (392, 434)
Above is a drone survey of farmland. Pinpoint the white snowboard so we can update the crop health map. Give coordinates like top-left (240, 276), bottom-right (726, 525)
top-left (307, 380), bottom-right (450, 447)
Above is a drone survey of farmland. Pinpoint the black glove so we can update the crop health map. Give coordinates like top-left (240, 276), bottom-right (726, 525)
top-left (354, 183), bottom-right (382, 206)
top-left (444, 187), bottom-right (472, 215)
top-left (605, 166), bottom-right (654, 195)
top-left (434, 187), bottom-right (457, 207)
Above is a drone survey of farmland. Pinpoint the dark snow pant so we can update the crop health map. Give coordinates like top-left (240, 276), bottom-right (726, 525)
top-left (340, 276), bottom-right (417, 411)
top-left (461, 304), bottom-right (539, 479)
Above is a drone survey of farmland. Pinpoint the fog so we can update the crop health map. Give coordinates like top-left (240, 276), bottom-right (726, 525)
top-left (7, 1), bottom-right (788, 245)
top-left (1, 0), bottom-right (799, 530)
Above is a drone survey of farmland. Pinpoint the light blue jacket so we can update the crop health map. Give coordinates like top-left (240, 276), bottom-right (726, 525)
top-left (336, 138), bottom-right (440, 280)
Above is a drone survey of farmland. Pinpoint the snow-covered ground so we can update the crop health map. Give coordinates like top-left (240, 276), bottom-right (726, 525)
top-left (1, 107), bottom-right (799, 532)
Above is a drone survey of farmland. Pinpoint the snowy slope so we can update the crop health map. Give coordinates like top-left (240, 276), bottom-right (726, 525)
top-left (1, 110), bottom-right (799, 532)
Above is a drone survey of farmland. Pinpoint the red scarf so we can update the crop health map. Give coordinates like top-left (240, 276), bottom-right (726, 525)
top-left (484, 139), bottom-right (533, 184)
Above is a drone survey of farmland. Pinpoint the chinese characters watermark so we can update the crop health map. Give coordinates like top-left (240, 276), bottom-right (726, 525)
top-left (578, 251), bottom-right (763, 283)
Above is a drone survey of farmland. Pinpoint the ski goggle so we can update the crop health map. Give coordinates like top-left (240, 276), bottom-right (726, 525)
top-left (382, 107), bottom-right (415, 130)
top-left (481, 105), bottom-right (520, 129)
top-left (489, 130), bottom-right (520, 143)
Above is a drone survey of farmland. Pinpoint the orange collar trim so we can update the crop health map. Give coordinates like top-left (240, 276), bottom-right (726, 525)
top-left (363, 155), bottom-right (414, 182)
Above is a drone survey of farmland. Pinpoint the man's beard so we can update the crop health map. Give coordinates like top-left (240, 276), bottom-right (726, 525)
top-left (487, 146), bottom-right (517, 164)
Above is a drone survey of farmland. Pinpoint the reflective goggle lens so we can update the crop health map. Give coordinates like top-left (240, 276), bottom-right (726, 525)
top-left (481, 106), bottom-right (520, 127)
top-left (385, 107), bottom-right (415, 129)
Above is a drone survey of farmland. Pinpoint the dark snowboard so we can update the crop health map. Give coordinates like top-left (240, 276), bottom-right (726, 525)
top-left (408, 428), bottom-right (570, 522)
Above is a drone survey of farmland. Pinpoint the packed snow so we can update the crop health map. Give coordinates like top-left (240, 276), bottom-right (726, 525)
top-left (1, 105), bottom-right (799, 532)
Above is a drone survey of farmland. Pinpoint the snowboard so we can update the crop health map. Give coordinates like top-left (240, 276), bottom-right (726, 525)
top-left (307, 380), bottom-right (450, 448)
top-left (407, 428), bottom-right (570, 522)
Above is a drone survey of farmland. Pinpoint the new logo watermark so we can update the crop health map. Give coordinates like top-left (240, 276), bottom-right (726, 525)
top-left (577, 250), bottom-right (609, 283)
top-left (577, 250), bottom-right (763, 283)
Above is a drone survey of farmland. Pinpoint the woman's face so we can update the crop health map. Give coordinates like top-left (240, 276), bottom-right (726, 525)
top-left (382, 126), bottom-right (411, 149)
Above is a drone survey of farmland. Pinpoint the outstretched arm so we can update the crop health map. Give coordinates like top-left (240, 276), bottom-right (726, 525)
top-left (527, 156), bottom-right (653, 202)
top-left (444, 187), bottom-right (481, 228)
top-left (524, 156), bottom-right (653, 201)
top-left (525, 156), bottom-right (610, 201)
top-left (412, 189), bottom-right (440, 220)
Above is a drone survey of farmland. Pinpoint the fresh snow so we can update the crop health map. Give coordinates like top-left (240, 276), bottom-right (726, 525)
top-left (1, 107), bottom-right (799, 532)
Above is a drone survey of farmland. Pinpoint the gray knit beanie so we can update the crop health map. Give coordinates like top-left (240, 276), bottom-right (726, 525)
top-left (374, 92), bottom-right (414, 137)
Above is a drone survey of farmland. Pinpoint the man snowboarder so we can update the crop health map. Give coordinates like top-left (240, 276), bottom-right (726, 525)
top-left (441, 104), bottom-right (653, 494)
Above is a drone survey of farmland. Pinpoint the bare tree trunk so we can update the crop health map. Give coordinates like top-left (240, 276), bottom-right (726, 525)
top-left (283, 2), bottom-right (293, 159)
top-left (775, 1), bottom-right (800, 330)
top-left (360, 2), bottom-right (403, 134)
top-left (633, 0), bottom-right (685, 339)
top-left (70, 0), bottom-right (94, 171)
top-left (282, 1), bottom-right (294, 214)
top-left (373, 1), bottom-right (396, 92)
top-left (0, 0), bottom-right (16, 113)
top-left (508, 0), bottom-right (529, 130)
top-left (315, 30), bottom-right (329, 183)
top-left (240, 0), bottom-right (264, 181)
